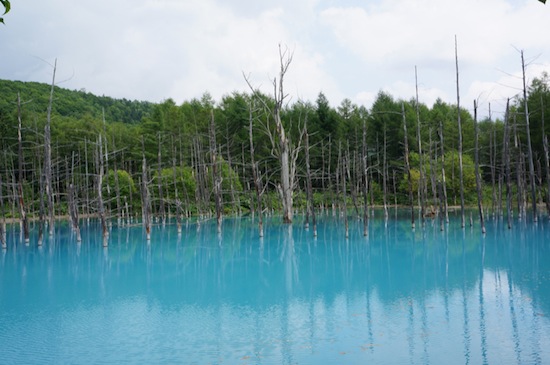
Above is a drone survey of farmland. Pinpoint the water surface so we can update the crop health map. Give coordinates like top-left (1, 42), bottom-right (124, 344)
top-left (1, 213), bottom-right (550, 364)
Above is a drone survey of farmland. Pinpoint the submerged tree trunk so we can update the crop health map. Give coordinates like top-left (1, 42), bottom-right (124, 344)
top-left (141, 138), bottom-right (151, 240)
top-left (68, 151), bottom-right (81, 242)
top-left (248, 102), bottom-right (264, 237)
top-left (341, 143), bottom-right (349, 238)
top-left (157, 132), bottom-right (166, 225)
top-left (362, 119), bottom-right (370, 236)
top-left (489, 106), bottom-right (498, 218)
top-left (455, 37), bottom-right (466, 228)
top-left (402, 103), bottom-right (415, 229)
top-left (541, 96), bottom-right (550, 218)
top-left (521, 50), bottom-right (538, 222)
top-left (0, 174), bottom-right (6, 249)
top-left (44, 59), bottom-right (57, 236)
top-left (503, 100), bottom-right (513, 229)
top-left (245, 46), bottom-right (295, 223)
top-left (209, 110), bottom-right (222, 230)
top-left (96, 136), bottom-right (108, 246)
top-left (16, 92), bottom-right (29, 243)
top-left (473, 100), bottom-right (486, 234)
top-left (304, 118), bottom-right (317, 236)
top-left (438, 121), bottom-right (449, 223)
top-left (415, 66), bottom-right (426, 223)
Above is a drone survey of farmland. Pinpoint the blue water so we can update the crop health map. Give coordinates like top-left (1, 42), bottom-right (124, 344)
top-left (1, 212), bottom-right (550, 364)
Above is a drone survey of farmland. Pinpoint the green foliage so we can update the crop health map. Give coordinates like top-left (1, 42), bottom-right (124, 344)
top-left (104, 169), bottom-right (138, 206)
top-left (1, 0), bottom-right (10, 24)
top-left (402, 151), bottom-right (476, 205)
top-left (2, 72), bottom-right (550, 221)
top-left (157, 165), bottom-right (196, 203)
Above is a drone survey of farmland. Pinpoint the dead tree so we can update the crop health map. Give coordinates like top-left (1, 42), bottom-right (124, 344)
top-left (341, 143), bottom-right (349, 238)
top-left (172, 155), bottom-right (183, 233)
top-left (304, 116), bottom-right (317, 236)
top-left (438, 121), bottom-right (449, 223)
top-left (44, 59), bottom-right (57, 236)
top-left (428, 128), bottom-right (438, 213)
top-left (113, 157), bottom-right (122, 224)
top-left (415, 67), bottom-right (426, 223)
top-left (209, 110), bottom-right (222, 229)
top-left (454, 37), bottom-right (466, 228)
top-left (225, 126), bottom-right (240, 216)
top-left (503, 100), bottom-right (513, 229)
top-left (68, 151), bottom-right (81, 242)
top-left (0, 174), bottom-right (6, 249)
top-left (141, 137), bottom-right (152, 240)
top-left (402, 103), bottom-right (415, 229)
top-left (157, 132), bottom-right (166, 225)
top-left (16, 92), bottom-right (29, 243)
top-left (521, 50), bottom-right (538, 222)
top-left (96, 136), bottom-right (108, 246)
top-left (249, 105), bottom-right (263, 237)
top-left (245, 45), bottom-right (297, 223)
top-left (473, 100), bottom-right (486, 234)
top-left (541, 96), bottom-right (550, 217)
top-left (362, 119), bottom-right (370, 236)
top-left (488, 105), bottom-right (498, 217)
top-left (382, 121), bottom-right (389, 219)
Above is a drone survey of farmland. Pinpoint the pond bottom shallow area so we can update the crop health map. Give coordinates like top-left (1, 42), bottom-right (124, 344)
top-left (1, 213), bottom-right (550, 364)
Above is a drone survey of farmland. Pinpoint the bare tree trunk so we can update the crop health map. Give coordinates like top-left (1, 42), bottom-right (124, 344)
top-left (438, 121), bottom-right (449, 223)
top-left (428, 128), bottom-right (438, 215)
top-left (513, 117), bottom-right (526, 219)
top-left (209, 110), bottom-right (222, 230)
top-left (96, 136), bottom-right (108, 246)
top-left (473, 100), bottom-right (486, 234)
top-left (113, 158), bottom-right (122, 225)
top-left (44, 59), bottom-right (57, 236)
top-left (37, 151), bottom-right (45, 245)
top-left (382, 122), bottom-right (389, 219)
top-left (0, 174), bottom-right (6, 249)
top-left (415, 66), bottom-right (426, 224)
top-left (362, 119), bottom-right (370, 236)
top-left (245, 46), bottom-right (295, 223)
top-left (16, 92), bottom-right (29, 243)
top-left (341, 142), bottom-right (349, 238)
top-left (304, 118), bottom-right (317, 236)
top-left (348, 145), bottom-right (360, 218)
top-left (68, 151), bottom-right (81, 242)
top-left (84, 138), bottom-right (91, 221)
top-left (455, 37), bottom-right (466, 228)
top-left (328, 137), bottom-right (335, 214)
top-left (489, 106), bottom-right (498, 218)
top-left (141, 137), bottom-right (152, 240)
top-left (225, 127), bottom-right (239, 216)
top-left (172, 155), bottom-right (182, 234)
top-left (541, 96), bottom-right (550, 218)
top-left (521, 50), bottom-right (538, 222)
top-left (503, 100), bottom-right (513, 229)
top-left (248, 101), bottom-right (264, 237)
top-left (402, 103), bottom-right (415, 229)
top-left (156, 132), bottom-right (166, 225)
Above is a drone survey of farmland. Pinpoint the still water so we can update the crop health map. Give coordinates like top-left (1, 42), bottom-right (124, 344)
top-left (1, 212), bottom-right (550, 364)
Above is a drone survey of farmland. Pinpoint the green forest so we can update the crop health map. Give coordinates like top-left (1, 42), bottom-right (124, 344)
top-left (1, 67), bottom-right (550, 241)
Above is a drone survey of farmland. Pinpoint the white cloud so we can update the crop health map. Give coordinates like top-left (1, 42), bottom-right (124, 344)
top-left (1, 0), bottom-right (549, 119)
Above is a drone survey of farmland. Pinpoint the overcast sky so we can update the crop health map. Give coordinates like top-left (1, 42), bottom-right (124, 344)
top-left (1, 0), bottom-right (549, 119)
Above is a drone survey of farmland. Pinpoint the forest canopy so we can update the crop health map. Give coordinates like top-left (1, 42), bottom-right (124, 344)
top-left (0, 72), bottom-right (549, 224)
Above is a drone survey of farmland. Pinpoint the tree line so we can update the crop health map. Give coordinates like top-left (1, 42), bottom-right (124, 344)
top-left (0, 62), bottom-right (549, 246)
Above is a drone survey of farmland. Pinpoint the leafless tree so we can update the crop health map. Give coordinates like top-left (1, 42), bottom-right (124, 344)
top-left (244, 45), bottom-right (300, 223)
top-left (521, 50), bottom-right (538, 221)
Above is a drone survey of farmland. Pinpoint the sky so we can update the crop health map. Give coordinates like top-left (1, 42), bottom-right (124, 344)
top-left (1, 0), bottom-right (550, 119)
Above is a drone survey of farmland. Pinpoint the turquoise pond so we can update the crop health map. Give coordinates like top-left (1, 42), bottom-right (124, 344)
top-left (1, 211), bottom-right (550, 364)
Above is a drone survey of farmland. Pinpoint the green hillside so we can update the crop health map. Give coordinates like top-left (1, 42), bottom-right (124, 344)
top-left (0, 79), bottom-right (154, 124)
